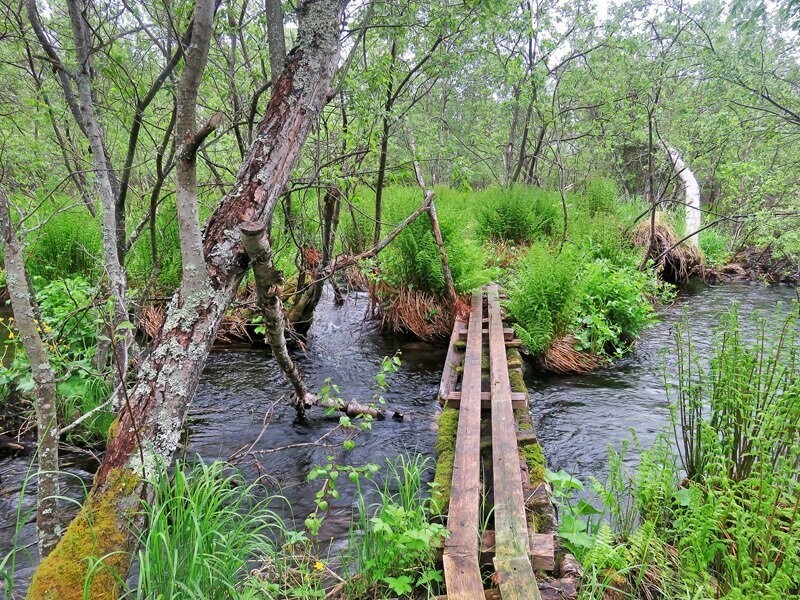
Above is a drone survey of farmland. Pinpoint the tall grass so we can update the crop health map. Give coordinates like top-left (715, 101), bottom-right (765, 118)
top-left (554, 305), bottom-right (800, 598)
top-left (134, 459), bottom-right (285, 599)
top-left (24, 208), bottom-right (102, 279)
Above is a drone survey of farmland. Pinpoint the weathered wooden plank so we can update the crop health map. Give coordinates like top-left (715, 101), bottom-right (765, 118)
top-left (440, 391), bottom-right (527, 410)
top-left (480, 531), bottom-right (555, 571)
top-left (438, 315), bottom-right (468, 402)
top-left (479, 429), bottom-right (539, 450)
top-left (487, 284), bottom-right (541, 599)
top-left (459, 327), bottom-right (514, 341)
top-left (442, 291), bottom-right (485, 599)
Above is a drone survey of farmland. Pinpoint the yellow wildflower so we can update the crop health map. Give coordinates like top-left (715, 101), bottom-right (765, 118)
top-left (7, 332), bottom-right (14, 339)
top-left (313, 561), bottom-right (325, 572)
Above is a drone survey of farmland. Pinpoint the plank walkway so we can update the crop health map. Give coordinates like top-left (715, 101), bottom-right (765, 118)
top-left (438, 285), bottom-right (551, 600)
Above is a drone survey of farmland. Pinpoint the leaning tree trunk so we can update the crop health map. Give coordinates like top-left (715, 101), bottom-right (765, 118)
top-left (663, 144), bottom-right (701, 247)
top-left (27, 2), bottom-right (348, 597)
top-left (0, 189), bottom-right (61, 558)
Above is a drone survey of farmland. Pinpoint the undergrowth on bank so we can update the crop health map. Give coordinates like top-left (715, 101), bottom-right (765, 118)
top-left (548, 304), bottom-right (800, 599)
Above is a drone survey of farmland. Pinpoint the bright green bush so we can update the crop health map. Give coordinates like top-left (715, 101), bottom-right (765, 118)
top-left (0, 276), bottom-right (113, 443)
top-left (126, 207), bottom-right (182, 292)
top-left (579, 178), bottom-right (618, 216)
top-left (571, 260), bottom-right (659, 356)
top-left (380, 189), bottom-right (488, 295)
top-left (343, 455), bottom-right (447, 598)
top-left (25, 208), bottom-right (102, 278)
top-left (699, 226), bottom-right (732, 268)
top-left (507, 243), bottom-right (580, 354)
top-left (477, 186), bottom-right (561, 243)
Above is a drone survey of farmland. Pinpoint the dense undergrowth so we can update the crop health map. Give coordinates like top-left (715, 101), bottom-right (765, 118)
top-left (550, 305), bottom-right (800, 599)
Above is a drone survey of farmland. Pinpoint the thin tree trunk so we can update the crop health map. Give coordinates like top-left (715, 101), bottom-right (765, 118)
top-left (265, 0), bottom-right (286, 84)
top-left (175, 0), bottom-right (216, 296)
top-left (64, 0), bottom-right (130, 388)
top-left (373, 39), bottom-right (397, 246)
top-left (27, 2), bottom-right (348, 597)
top-left (0, 188), bottom-right (60, 558)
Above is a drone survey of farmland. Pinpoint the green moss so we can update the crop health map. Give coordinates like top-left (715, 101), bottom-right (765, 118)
top-left (515, 408), bottom-right (533, 431)
top-left (432, 408), bottom-right (459, 514)
top-left (508, 368), bottom-right (526, 393)
top-left (27, 468), bottom-right (140, 600)
top-left (506, 348), bottom-right (523, 370)
top-left (521, 443), bottom-right (546, 484)
top-left (454, 340), bottom-right (466, 351)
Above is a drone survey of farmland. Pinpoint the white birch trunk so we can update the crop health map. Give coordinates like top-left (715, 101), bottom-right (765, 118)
top-left (664, 145), bottom-right (701, 247)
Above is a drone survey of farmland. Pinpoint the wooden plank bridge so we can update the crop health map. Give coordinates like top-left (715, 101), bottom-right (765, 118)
top-left (436, 285), bottom-right (557, 600)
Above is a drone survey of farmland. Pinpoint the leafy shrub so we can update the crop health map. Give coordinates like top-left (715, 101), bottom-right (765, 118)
top-left (126, 206), bottom-right (182, 292)
top-left (0, 276), bottom-right (113, 442)
top-left (571, 260), bottom-right (659, 356)
top-left (579, 178), bottom-right (618, 216)
top-left (477, 186), bottom-right (560, 243)
top-left (343, 454), bottom-right (447, 598)
top-left (380, 192), bottom-right (487, 295)
top-left (699, 226), bottom-right (732, 267)
top-left (507, 243), bottom-right (580, 353)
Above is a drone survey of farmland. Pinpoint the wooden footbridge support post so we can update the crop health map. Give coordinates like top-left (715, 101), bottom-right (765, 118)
top-left (435, 285), bottom-right (564, 600)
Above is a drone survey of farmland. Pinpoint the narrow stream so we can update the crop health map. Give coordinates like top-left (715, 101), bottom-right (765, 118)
top-left (1, 283), bottom-right (795, 594)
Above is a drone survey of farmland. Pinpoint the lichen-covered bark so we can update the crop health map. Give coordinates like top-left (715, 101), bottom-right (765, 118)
top-left (0, 189), bottom-right (61, 558)
top-left (28, 1), bottom-right (348, 596)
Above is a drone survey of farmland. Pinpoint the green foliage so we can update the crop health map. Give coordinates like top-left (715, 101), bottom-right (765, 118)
top-left (477, 186), bottom-right (561, 243)
top-left (342, 454), bottom-right (447, 599)
top-left (135, 459), bottom-right (284, 600)
top-left (0, 276), bottom-right (112, 443)
top-left (699, 226), bottom-right (732, 268)
top-left (25, 208), bottom-right (102, 279)
top-left (507, 243), bottom-right (580, 353)
top-left (578, 178), bottom-right (619, 217)
top-left (555, 306), bottom-right (800, 598)
top-left (571, 260), bottom-right (659, 356)
top-left (126, 206), bottom-right (183, 293)
top-left (379, 189), bottom-right (488, 295)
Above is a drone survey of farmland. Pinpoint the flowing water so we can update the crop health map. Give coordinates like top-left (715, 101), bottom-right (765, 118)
top-left (0, 283), bottom-right (796, 594)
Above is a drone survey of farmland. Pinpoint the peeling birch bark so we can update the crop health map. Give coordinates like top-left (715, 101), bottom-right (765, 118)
top-left (28, 2), bottom-right (349, 597)
top-left (663, 144), bottom-right (701, 247)
top-left (0, 189), bottom-right (61, 558)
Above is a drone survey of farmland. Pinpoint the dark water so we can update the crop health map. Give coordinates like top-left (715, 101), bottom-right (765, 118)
top-left (1, 283), bottom-right (796, 594)
top-left (530, 282), bottom-right (799, 487)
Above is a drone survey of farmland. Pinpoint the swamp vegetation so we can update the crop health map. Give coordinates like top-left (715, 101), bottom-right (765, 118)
top-left (0, 0), bottom-right (799, 597)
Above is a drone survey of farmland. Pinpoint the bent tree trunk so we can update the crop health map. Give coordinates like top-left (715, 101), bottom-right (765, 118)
top-left (0, 189), bottom-right (61, 558)
top-left (27, 2), bottom-right (347, 598)
top-left (664, 144), bottom-right (701, 247)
